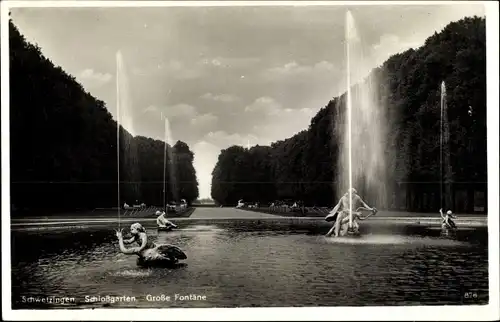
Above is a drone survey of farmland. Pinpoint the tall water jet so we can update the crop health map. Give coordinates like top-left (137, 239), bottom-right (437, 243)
top-left (116, 51), bottom-right (141, 213)
top-left (162, 115), bottom-right (168, 214)
top-left (440, 81), bottom-right (452, 210)
top-left (346, 10), bottom-right (354, 226)
top-left (161, 114), bottom-right (179, 211)
top-left (337, 11), bottom-right (388, 223)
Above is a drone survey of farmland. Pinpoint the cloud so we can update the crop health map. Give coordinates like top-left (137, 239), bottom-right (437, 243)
top-left (164, 60), bottom-right (203, 80)
top-left (144, 103), bottom-right (197, 119)
top-left (371, 34), bottom-right (423, 67)
top-left (198, 131), bottom-right (262, 149)
top-left (163, 103), bottom-right (197, 118)
top-left (252, 107), bottom-right (317, 142)
top-left (244, 96), bottom-right (282, 115)
top-left (259, 61), bottom-right (342, 103)
top-left (201, 93), bottom-right (239, 102)
top-left (241, 98), bottom-right (318, 142)
top-left (242, 96), bottom-right (317, 117)
top-left (143, 105), bottom-right (158, 114)
top-left (204, 131), bottom-right (249, 149)
top-left (77, 69), bottom-right (112, 87)
top-left (190, 113), bottom-right (218, 128)
top-left (198, 56), bottom-right (260, 69)
top-left (133, 56), bottom-right (258, 84)
top-left (263, 60), bottom-right (337, 80)
top-left (133, 60), bottom-right (203, 80)
top-left (298, 107), bottom-right (317, 118)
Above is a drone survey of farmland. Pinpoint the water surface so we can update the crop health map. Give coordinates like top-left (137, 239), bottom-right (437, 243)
top-left (11, 220), bottom-right (488, 308)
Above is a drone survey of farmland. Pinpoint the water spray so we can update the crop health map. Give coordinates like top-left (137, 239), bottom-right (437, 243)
top-left (162, 112), bottom-right (168, 215)
top-left (440, 81), bottom-right (446, 210)
top-left (346, 11), bottom-right (353, 228)
top-left (116, 51), bottom-right (122, 230)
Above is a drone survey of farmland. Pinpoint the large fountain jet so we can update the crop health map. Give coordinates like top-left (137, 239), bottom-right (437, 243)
top-left (337, 11), bottom-right (389, 225)
top-left (161, 114), bottom-right (179, 212)
top-left (346, 10), bottom-right (354, 226)
top-left (116, 51), bottom-right (141, 218)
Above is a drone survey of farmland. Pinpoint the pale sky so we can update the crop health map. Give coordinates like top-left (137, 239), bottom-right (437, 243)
top-left (10, 3), bottom-right (485, 198)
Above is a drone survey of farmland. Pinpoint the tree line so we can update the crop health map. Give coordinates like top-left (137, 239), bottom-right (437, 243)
top-left (211, 16), bottom-right (487, 213)
top-left (9, 20), bottom-right (199, 215)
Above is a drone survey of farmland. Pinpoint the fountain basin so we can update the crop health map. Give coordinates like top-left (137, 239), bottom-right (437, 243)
top-left (10, 208), bottom-right (488, 309)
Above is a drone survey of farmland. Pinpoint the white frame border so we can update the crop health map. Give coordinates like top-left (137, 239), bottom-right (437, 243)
top-left (1, 1), bottom-right (498, 321)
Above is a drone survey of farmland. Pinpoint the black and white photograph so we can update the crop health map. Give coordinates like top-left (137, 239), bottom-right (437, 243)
top-left (2, 0), bottom-right (499, 320)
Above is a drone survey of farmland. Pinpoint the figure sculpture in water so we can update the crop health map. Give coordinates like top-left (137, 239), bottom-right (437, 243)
top-left (156, 210), bottom-right (177, 231)
top-left (325, 188), bottom-right (377, 237)
top-left (115, 223), bottom-right (187, 267)
top-left (440, 208), bottom-right (457, 229)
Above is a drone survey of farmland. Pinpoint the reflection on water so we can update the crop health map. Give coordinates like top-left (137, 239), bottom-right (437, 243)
top-left (11, 220), bottom-right (488, 308)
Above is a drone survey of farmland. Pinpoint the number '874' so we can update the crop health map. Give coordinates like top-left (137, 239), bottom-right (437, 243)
top-left (464, 292), bottom-right (478, 299)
